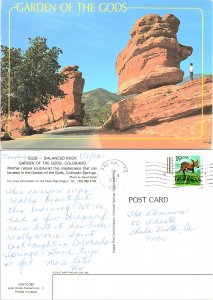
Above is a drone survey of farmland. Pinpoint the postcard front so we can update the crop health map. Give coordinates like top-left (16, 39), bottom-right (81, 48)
top-left (0, 0), bottom-right (212, 149)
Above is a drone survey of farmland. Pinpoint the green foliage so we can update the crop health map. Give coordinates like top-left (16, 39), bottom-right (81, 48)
top-left (82, 88), bottom-right (125, 126)
top-left (1, 37), bottom-right (66, 127)
top-left (20, 125), bottom-right (35, 136)
top-left (175, 173), bottom-right (201, 186)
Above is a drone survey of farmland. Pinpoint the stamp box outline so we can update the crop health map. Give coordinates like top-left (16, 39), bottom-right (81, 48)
top-left (7, 6), bottom-right (205, 141)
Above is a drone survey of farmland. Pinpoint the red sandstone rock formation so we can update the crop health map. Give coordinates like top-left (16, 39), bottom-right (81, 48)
top-left (1, 66), bottom-right (85, 136)
top-left (116, 14), bottom-right (193, 95)
top-left (103, 76), bottom-right (212, 136)
top-left (50, 65), bottom-right (85, 126)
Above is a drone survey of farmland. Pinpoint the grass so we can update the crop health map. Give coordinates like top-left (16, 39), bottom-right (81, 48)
top-left (175, 173), bottom-right (201, 186)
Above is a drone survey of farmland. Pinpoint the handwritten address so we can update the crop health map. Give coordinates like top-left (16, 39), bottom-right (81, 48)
top-left (127, 209), bottom-right (197, 242)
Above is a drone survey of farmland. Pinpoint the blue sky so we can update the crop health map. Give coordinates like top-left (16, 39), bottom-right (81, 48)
top-left (2, 0), bottom-right (212, 92)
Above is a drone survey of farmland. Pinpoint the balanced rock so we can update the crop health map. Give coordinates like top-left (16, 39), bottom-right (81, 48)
top-left (116, 14), bottom-right (193, 95)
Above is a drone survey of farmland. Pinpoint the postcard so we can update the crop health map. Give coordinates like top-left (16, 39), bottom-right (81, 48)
top-left (0, 0), bottom-right (212, 149)
top-left (1, 0), bottom-right (213, 299)
top-left (1, 149), bottom-right (213, 300)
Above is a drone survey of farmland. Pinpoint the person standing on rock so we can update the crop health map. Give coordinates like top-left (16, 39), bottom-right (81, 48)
top-left (189, 63), bottom-right (194, 80)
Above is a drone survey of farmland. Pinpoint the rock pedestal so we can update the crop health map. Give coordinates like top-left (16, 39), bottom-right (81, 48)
top-left (54, 66), bottom-right (85, 126)
top-left (116, 14), bottom-right (193, 95)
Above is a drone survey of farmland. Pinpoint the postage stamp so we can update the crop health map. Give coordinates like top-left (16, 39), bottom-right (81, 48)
top-left (175, 155), bottom-right (201, 186)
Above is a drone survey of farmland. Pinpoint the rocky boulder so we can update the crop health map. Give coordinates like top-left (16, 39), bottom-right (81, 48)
top-left (103, 76), bottom-right (212, 133)
top-left (57, 65), bottom-right (85, 125)
top-left (116, 14), bottom-right (193, 95)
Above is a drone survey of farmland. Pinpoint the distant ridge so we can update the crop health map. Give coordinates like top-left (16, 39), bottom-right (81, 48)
top-left (82, 88), bottom-right (125, 126)
top-left (83, 88), bottom-right (123, 103)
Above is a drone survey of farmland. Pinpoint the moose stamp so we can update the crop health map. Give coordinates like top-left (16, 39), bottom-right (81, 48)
top-left (175, 156), bottom-right (201, 186)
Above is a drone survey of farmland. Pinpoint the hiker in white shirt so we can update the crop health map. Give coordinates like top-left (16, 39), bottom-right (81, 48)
top-left (189, 63), bottom-right (194, 80)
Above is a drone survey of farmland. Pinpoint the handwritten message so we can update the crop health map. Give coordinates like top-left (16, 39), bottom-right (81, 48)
top-left (4, 187), bottom-right (111, 273)
top-left (127, 209), bottom-right (197, 242)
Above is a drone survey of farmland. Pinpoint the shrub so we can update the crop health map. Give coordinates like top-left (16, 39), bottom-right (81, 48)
top-left (20, 125), bottom-right (35, 136)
